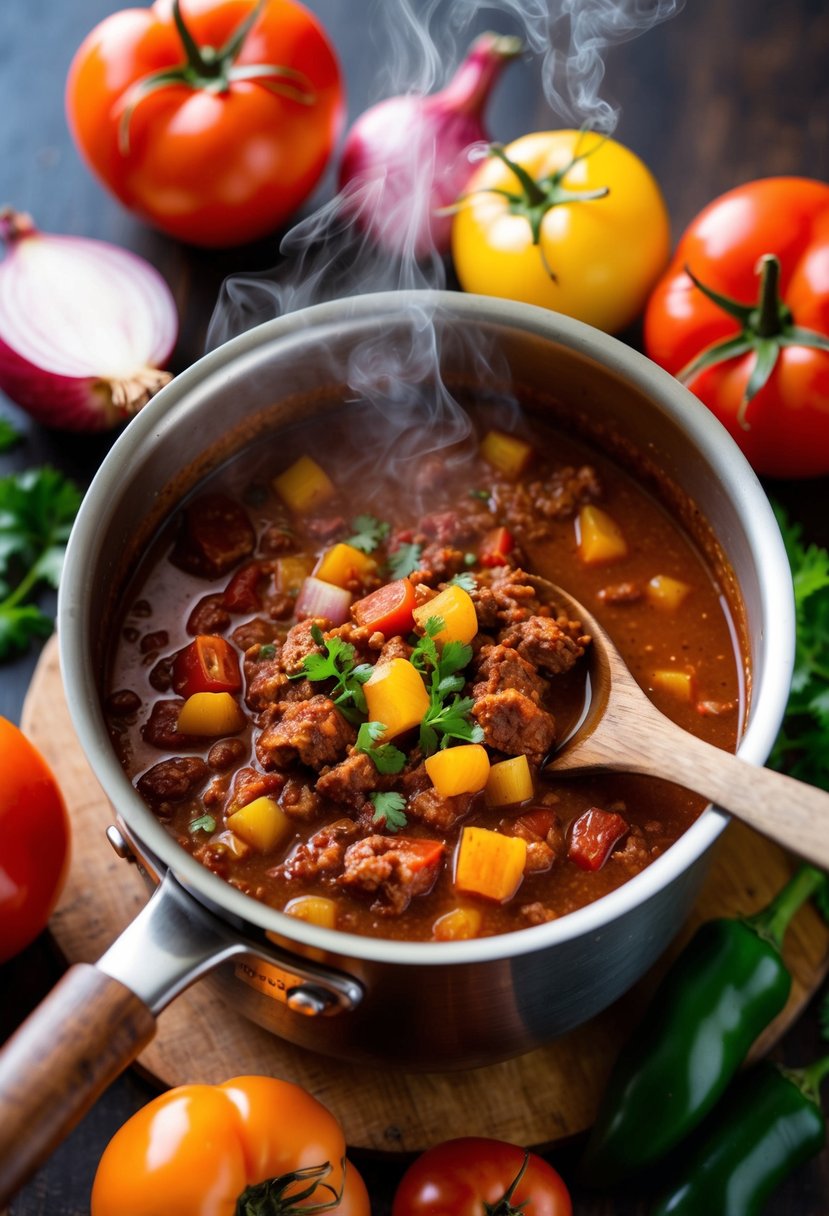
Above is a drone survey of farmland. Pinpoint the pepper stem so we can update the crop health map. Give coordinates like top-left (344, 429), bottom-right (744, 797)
top-left (781, 1051), bottom-right (829, 1106)
top-left (743, 864), bottom-right (827, 951)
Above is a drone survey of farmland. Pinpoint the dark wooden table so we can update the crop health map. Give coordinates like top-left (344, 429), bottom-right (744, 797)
top-left (2, 1), bottom-right (829, 1212)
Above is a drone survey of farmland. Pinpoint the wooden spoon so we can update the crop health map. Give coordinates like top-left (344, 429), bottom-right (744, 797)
top-left (531, 576), bottom-right (829, 871)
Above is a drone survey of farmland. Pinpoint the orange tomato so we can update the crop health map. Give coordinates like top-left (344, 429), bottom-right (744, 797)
top-left (91, 1075), bottom-right (369, 1216)
top-left (66, 0), bottom-right (344, 247)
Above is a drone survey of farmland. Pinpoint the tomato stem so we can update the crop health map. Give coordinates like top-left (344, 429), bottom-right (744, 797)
top-left (678, 253), bottom-right (829, 427)
top-left (235, 1159), bottom-right (345, 1216)
top-left (483, 1150), bottom-right (531, 1215)
top-left (117, 0), bottom-right (315, 155)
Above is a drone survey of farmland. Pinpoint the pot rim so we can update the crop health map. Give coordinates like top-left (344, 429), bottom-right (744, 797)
top-left (59, 289), bottom-right (795, 967)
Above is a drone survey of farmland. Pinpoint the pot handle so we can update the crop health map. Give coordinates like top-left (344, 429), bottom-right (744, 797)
top-left (0, 963), bottom-right (155, 1204)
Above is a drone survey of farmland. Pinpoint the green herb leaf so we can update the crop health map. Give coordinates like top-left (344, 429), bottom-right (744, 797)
top-left (189, 814), bottom-right (216, 834)
top-left (346, 514), bottom-right (390, 553)
top-left (0, 418), bottom-right (20, 453)
top-left (299, 630), bottom-right (371, 719)
top-left (469, 488), bottom-right (491, 501)
top-left (448, 571), bottom-right (477, 591)
top-left (0, 467), bottom-right (83, 660)
top-left (355, 720), bottom-right (407, 774)
top-left (258, 642), bottom-right (277, 661)
top-left (370, 790), bottom-right (408, 832)
top-left (409, 615), bottom-right (480, 755)
top-left (769, 502), bottom-right (829, 789)
top-left (387, 541), bottom-right (422, 579)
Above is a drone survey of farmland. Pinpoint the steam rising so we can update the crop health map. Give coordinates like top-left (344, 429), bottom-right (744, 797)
top-left (206, 0), bottom-right (682, 472)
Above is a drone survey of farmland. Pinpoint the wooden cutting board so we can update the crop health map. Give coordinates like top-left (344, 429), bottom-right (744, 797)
top-left (23, 635), bottom-right (829, 1153)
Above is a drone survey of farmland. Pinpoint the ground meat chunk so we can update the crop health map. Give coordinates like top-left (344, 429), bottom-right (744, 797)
top-left (470, 568), bottom-right (541, 629)
top-left (187, 594), bottom-right (231, 636)
top-left (280, 777), bottom-right (323, 820)
top-left (136, 757), bottom-right (208, 805)
top-left (256, 696), bottom-right (355, 771)
top-left (229, 766), bottom-right (286, 810)
top-left (245, 658), bottom-right (288, 710)
top-left (597, 581), bottom-right (643, 606)
top-left (498, 466), bottom-right (602, 537)
top-left (259, 523), bottom-right (296, 555)
top-left (141, 700), bottom-right (203, 750)
top-left (406, 787), bottom-right (472, 831)
top-left (316, 751), bottom-right (386, 807)
top-left (472, 689), bottom-right (556, 760)
top-left (339, 835), bottom-right (443, 915)
top-left (232, 617), bottom-right (278, 652)
top-left (417, 510), bottom-right (474, 546)
top-left (612, 825), bottom-right (653, 875)
top-left (414, 543), bottom-right (467, 584)
top-left (276, 819), bottom-right (358, 881)
top-left (500, 615), bottom-right (588, 675)
top-left (378, 635), bottom-right (413, 664)
top-left (171, 493), bottom-right (256, 578)
top-left (207, 738), bottom-right (247, 772)
top-left (520, 902), bottom-right (559, 925)
top-left (472, 643), bottom-right (547, 702)
top-left (278, 618), bottom-right (331, 675)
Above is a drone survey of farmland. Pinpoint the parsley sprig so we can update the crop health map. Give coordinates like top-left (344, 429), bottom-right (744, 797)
top-left (387, 541), bottom-right (422, 579)
top-left (346, 514), bottom-right (390, 553)
top-left (0, 467), bottom-right (83, 660)
top-left (298, 624), bottom-right (372, 722)
top-left (769, 503), bottom-right (829, 790)
top-left (355, 720), bottom-right (406, 774)
top-left (370, 790), bottom-right (408, 832)
top-left (411, 616), bottom-right (484, 755)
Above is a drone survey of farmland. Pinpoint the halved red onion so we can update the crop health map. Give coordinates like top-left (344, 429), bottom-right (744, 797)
top-left (0, 209), bottom-right (178, 431)
top-left (294, 576), bottom-right (353, 625)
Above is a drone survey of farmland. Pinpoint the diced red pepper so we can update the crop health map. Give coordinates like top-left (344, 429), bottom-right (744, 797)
top-left (514, 808), bottom-right (558, 839)
top-left (479, 526), bottom-right (515, 568)
top-left (222, 561), bottom-right (268, 614)
top-left (172, 635), bottom-right (242, 697)
top-left (352, 577), bottom-right (417, 637)
top-left (567, 807), bottom-right (629, 871)
top-left (394, 838), bottom-right (445, 874)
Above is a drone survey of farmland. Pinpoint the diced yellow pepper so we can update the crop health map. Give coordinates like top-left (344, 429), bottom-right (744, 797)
top-left (412, 583), bottom-right (478, 645)
top-left (284, 895), bottom-right (337, 929)
top-left (425, 744), bottom-right (490, 797)
top-left (314, 542), bottom-right (376, 588)
top-left (652, 668), bottom-right (696, 701)
top-left (646, 574), bottom-right (691, 611)
top-left (577, 505), bottom-right (629, 565)
top-left (479, 429), bottom-right (533, 479)
top-left (273, 455), bottom-right (335, 514)
top-left (363, 658), bottom-right (430, 739)
top-left (227, 795), bottom-right (290, 853)
top-left (485, 754), bottom-right (534, 807)
top-left (276, 554), bottom-right (313, 595)
top-left (177, 691), bottom-right (246, 736)
top-left (454, 826), bottom-right (527, 903)
top-left (432, 905), bottom-right (483, 941)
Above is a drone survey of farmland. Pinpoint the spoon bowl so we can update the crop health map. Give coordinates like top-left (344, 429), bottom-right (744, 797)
top-left (532, 575), bottom-right (829, 870)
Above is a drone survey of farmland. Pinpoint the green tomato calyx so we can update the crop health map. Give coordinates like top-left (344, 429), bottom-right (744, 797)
top-left (117, 0), bottom-right (315, 155)
top-left (679, 253), bottom-right (829, 428)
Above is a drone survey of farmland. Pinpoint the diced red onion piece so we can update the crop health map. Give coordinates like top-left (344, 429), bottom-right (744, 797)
top-left (294, 577), bottom-right (352, 625)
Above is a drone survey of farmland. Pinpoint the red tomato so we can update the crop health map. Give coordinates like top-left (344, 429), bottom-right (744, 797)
top-left (644, 177), bottom-right (829, 478)
top-left (91, 1075), bottom-right (369, 1216)
top-left (479, 526), bottom-right (515, 568)
top-left (392, 1137), bottom-right (572, 1216)
top-left (567, 808), bottom-right (628, 872)
top-left (352, 578), bottom-right (417, 637)
top-left (223, 562), bottom-right (268, 614)
top-left (172, 635), bottom-right (241, 695)
top-left (0, 717), bottom-right (70, 963)
top-left (66, 0), bottom-right (344, 247)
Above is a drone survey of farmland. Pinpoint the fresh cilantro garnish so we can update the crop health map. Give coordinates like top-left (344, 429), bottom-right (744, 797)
top-left (299, 624), bottom-right (372, 722)
top-left (769, 503), bottom-right (829, 789)
top-left (387, 541), bottom-right (422, 579)
top-left (370, 790), bottom-right (408, 832)
top-left (0, 418), bottom-right (20, 453)
top-left (0, 467), bottom-right (83, 660)
top-left (346, 514), bottom-right (390, 554)
top-left (410, 616), bottom-right (484, 755)
top-left (355, 720), bottom-right (407, 774)
top-left (258, 643), bottom-right (277, 661)
top-left (189, 814), bottom-right (216, 834)
top-left (448, 571), bottom-right (477, 592)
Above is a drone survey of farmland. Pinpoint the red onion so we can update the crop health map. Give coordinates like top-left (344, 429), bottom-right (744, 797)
top-left (295, 576), bottom-right (353, 626)
top-left (338, 32), bottom-right (521, 259)
top-left (0, 210), bottom-right (178, 431)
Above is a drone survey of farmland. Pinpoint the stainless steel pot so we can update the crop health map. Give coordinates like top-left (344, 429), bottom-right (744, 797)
top-left (0, 291), bottom-right (794, 1200)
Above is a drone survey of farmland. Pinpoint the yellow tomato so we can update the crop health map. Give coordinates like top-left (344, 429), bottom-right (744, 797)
top-left (451, 130), bottom-right (670, 333)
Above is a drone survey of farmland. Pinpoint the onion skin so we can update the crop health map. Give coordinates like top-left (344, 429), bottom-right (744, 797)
top-left (0, 210), bottom-right (177, 432)
top-left (338, 32), bottom-right (521, 259)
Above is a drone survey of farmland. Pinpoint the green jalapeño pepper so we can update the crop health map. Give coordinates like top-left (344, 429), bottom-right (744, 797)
top-left (650, 1053), bottom-right (829, 1215)
top-left (580, 865), bottom-right (827, 1184)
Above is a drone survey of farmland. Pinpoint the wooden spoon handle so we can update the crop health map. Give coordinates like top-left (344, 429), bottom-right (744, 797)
top-left (621, 724), bottom-right (829, 870)
top-left (0, 962), bottom-right (156, 1205)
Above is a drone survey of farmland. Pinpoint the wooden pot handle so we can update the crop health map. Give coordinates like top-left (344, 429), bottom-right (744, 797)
top-left (0, 962), bottom-right (156, 1205)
